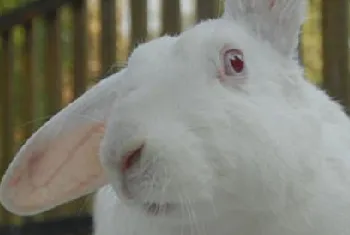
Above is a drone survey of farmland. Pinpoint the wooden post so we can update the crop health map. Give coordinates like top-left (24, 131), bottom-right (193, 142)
top-left (44, 10), bottom-right (62, 117)
top-left (0, 30), bottom-right (14, 225)
top-left (161, 0), bottom-right (181, 35)
top-left (196, 0), bottom-right (219, 22)
top-left (21, 21), bottom-right (35, 143)
top-left (100, 0), bottom-right (117, 76)
top-left (322, 0), bottom-right (349, 108)
top-left (73, 0), bottom-right (87, 97)
top-left (129, 0), bottom-right (147, 53)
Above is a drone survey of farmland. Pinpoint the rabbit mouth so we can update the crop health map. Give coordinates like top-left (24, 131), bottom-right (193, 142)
top-left (142, 202), bottom-right (175, 215)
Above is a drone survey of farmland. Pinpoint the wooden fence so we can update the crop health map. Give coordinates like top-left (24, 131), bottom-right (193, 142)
top-left (0, 0), bottom-right (349, 232)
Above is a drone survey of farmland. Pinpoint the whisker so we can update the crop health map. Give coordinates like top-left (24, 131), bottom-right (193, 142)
top-left (183, 193), bottom-right (195, 235)
top-left (159, 169), bottom-right (166, 215)
top-left (142, 169), bottom-right (157, 205)
top-left (17, 115), bottom-right (55, 129)
top-left (91, 61), bottom-right (128, 83)
top-left (209, 196), bottom-right (219, 218)
top-left (179, 193), bottom-right (186, 235)
top-left (184, 194), bottom-right (202, 235)
top-left (188, 193), bottom-right (209, 235)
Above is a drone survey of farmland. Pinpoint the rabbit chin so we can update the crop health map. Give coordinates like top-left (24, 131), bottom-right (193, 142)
top-left (94, 185), bottom-right (242, 228)
top-left (101, 182), bottom-right (222, 223)
top-left (95, 184), bottom-right (306, 235)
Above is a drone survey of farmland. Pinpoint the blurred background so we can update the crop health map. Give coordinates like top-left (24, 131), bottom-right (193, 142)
top-left (0, 0), bottom-right (349, 234)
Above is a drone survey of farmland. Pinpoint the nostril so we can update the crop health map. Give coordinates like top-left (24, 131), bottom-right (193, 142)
top-left (121, 145), bottom-right (144, 172)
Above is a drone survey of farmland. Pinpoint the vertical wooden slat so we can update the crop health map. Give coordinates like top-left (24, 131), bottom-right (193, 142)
top-left (322, 0), bottom-right (349, 108)
top-left (73, 0), bottom-right (87, 97)
top-left (21, 22), bottom-right (35, 143)
top-left (129, 0), bottom-right (147, 52)
top-left (44, 10), bottom-right (62, 117)
top-left (0, 31), bottom-right (14, 225)
top-left (0, 36), bottom-right (2, 226)
top-left (161, 0), bottom-right (181, 35)
top-left (100, 0), bottom-right (116, 75)
top-left (196, 0), bottom-right (219, 22)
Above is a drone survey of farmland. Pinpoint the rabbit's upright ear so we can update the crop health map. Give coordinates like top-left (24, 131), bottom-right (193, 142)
top-left (0, 70), bottom-right (126, 216)
top-left (222, 0), bottom-right (307, 57)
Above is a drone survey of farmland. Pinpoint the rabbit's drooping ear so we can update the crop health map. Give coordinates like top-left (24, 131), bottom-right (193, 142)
top-left (0, 70), bottom-right (126, 216)
top-left (222, 0), bottom-right (307, 57)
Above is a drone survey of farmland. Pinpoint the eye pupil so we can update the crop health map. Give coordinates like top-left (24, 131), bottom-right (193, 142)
top-left (230, 56), bottom-right (244, 73)
top-left (222, 48), bottom-right (245, 77)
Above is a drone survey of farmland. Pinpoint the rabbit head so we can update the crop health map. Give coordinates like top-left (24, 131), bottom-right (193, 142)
top-left (2, 0), bottom-right (337, 230)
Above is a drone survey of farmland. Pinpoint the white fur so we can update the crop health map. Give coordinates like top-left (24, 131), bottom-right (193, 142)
top-left (3, 0), bottom-right (350, 234)
top-left (223, 0), bottom-right (307, 57)
top-left (93, 1), bottom-right (350, 234)
top-left (93, 10), bottom-right (350, 235)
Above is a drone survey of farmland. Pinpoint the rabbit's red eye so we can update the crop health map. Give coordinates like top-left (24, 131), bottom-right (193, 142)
top-left (222, 49), bottom-right (245, 76)
top-left (230, 55), bottom-right (244, 73)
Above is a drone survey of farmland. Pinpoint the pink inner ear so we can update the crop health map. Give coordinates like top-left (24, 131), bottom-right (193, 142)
top-left (3, 124), bottom-right (108, 213)
top-left (269, 0), bottom-right (276, 9)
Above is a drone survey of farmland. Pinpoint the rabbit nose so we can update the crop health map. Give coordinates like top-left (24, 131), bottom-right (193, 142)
top-left (121, 145), bottom-right (144, 173)
top-left (119, 145), bottom-right (144, 200)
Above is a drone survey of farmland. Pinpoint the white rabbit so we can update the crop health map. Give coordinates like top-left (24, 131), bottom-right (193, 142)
top-left (1, 0), bottom-right (350, 234)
